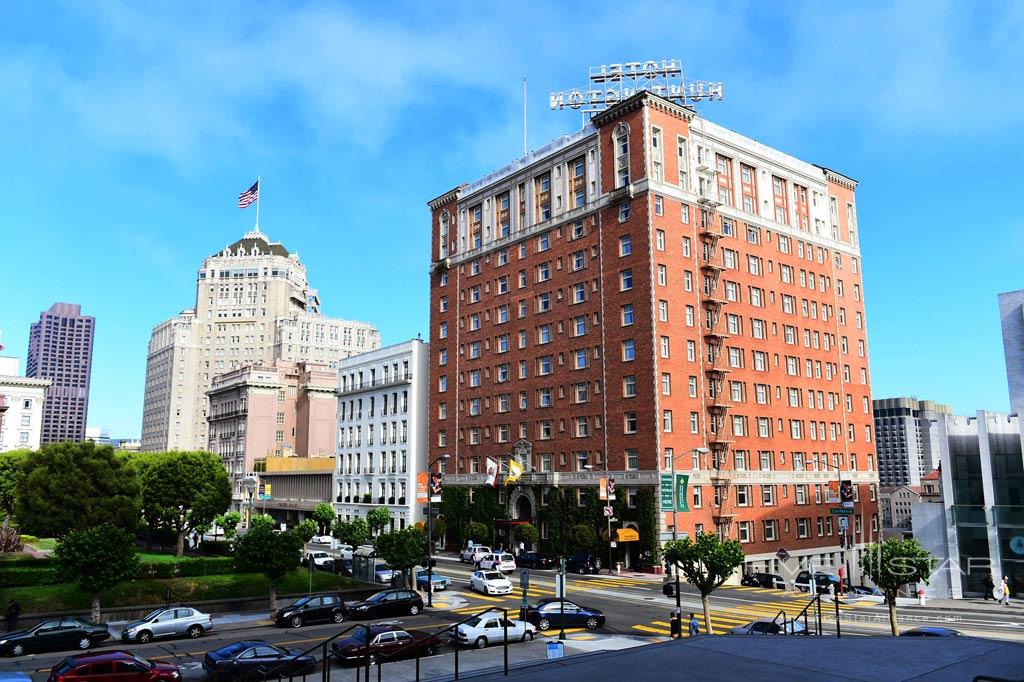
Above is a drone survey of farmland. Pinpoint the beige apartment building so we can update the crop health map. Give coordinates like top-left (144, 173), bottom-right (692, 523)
top-left (141, 228), bottom-right (380, 452)
top-left (206, 360), bottom-right (337, 498)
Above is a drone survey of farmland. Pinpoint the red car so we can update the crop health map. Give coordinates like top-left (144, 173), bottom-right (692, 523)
top-left (48, 651), bottom-right (181, 681)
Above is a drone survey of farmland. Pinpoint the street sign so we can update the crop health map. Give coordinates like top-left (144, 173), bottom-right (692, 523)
top-left (546, 642), bottom-right (564, 659)
top-left (838, 516), bottom-right (850, 531)
top-left (776, 548), bottom-right (790, 561)
top-left (603, 506), bottom-right (614, 517)
top-left (660, 474), bottom-right (674, 510)
top-left (421, 507), bottom-right (441, 516)
top-left (520, 571), bottom-right (530, 590)
top-left (830, 508), bottom-right (854, 516)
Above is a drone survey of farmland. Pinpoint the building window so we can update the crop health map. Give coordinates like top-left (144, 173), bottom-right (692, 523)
top-left (619, 202), bottom-right (631, 222)
top-left (624, 412), bottom-right (638, 434)
top-left (623, 375), bottom-right (637, 397)
top-left (621, 304), bottom-right (634, 326)
top-left (620, 269), bottom-right (633, 291)
top-left (622, 340), bottom-right (636, 361)
top-left (626, 449), bottom-right (639, 470)
top-left (663, 410), bottom-right (673, 432)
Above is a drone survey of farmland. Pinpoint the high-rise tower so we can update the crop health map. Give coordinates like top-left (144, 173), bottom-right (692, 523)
top-left (26, 303), bottom-right (94, 444)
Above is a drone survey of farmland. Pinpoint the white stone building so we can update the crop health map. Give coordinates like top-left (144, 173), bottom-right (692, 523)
top-left (0, 356), bottom-right (50, 452)
top-left (334, 339), bottom-right (429, 532)
top-left (999, 289), bottom-right (1024, 417)
top-left (141, 228), bottom-right (380, 452)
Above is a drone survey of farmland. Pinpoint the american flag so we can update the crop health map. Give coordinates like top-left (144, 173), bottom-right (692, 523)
top-left (238, 181), bottom-right (259, 209)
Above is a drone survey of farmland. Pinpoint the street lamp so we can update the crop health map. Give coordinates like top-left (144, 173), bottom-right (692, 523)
top-left (425, 454), bottom-right (450, 608)
top-left (243, 476), bottom-right (258, 528)
top-left (669, 447), bottom-right (709, 615)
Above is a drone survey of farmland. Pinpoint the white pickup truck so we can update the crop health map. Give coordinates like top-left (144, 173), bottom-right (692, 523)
top-left (460, 544), bottom-right (491, 564)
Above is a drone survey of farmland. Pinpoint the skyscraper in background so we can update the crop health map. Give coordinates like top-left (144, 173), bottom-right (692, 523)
top-left (26, 302), bottom-right (95, 443)
top-left (999, 289), bottom-right (1024, 416)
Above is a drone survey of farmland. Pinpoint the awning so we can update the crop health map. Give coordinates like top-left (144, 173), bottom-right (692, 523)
top-left (603, 528), bottom-right (640, 542)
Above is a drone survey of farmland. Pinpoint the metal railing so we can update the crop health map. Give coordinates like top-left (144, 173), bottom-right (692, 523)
top-left (239, 605), bottom-right (517, 681)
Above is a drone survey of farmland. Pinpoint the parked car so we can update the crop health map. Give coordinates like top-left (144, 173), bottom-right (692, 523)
top-left (477, 553), bottom-right (516, 573)
top-left (848, 585), bottom-right (883, 596)
top-left (301, 551), bottom-right (335, 568)
top-left (794, 571), bottom-right (841, 594)
top-left (460, 544), bottom-right (492, 564)
top-left (900, 627), bottom-right (964, 637)
top-left (203, 640), bottom-right (315, 681)
top-left (523, 598), bottom-right (605, 631)
top-left (337, 544), bottom-right (355, 561)
top-left (374, 563), bottom-right (397, 584)
top-left (341, 589), bottom-right (423, 620)
top-left (516, 552), bottom-right (556, 569)
top-left (0, 674), bottom-right (31, 682)
top-left (275, 594), bottom-right (347, 628)
top-left (0, 618), bottom-right (110, 657)
top-left (741, 572), bottom-right (786, 590)
top-left (452, 612), bottom-right (536, 648)
top-left (331, 625), bottom-right (440, 666)
top-left (416, 570), bottom-right (452, 591)
top-left (729, 619), bottom-right (807, 635)
top-left (48, 651), bottom-right (180, 682)
top-left (310, 534), bottom-right (334, 545)
top-left (121, 606), bottom-right (212, 644)
top-left (565, 553), bottom-right (602, 575)
top-left (470, 570), bottom-right (513, 596)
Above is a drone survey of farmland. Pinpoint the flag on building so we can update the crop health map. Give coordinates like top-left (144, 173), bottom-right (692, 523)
top-left (485, 457), bottom-right (499, 487)
top-left (238, 180), bottom-right (259, 208)
top-left (506, 459), bottom-right (524, 485)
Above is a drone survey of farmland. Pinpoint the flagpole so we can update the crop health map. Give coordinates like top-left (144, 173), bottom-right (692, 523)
top-left (255, 175), bottom-right (261, 230)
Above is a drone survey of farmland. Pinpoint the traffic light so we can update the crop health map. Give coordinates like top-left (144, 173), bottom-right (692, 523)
top-left (428, 558), bottom-right (437, 568)
top-left (663, 582), bottom-right (676, 597)
top-left (839, 535), bottom-right (847, 549)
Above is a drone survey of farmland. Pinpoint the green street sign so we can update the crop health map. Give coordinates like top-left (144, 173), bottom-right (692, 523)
top-left (829, 507), bottom-right (854, 515)
top-left (660, 474), bottom-right (674, 511)
top-left (675, 474), bottom-right (689, 512)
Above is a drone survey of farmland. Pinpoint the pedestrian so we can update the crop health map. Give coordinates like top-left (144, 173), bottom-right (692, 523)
top-left (5, 599), bottom-right (20, 633)
top-left (688, 612), bottom-right (700, 637)
top-left (1001, 576), bottom-right (1012, 606)
top-left (668, 611), bottom-right (681, 639)
top-left (984, 573), bottom-right (996, 601)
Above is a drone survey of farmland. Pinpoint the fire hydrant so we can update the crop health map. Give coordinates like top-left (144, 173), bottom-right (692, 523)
top-left (917, 588), bottom-right (927, 606)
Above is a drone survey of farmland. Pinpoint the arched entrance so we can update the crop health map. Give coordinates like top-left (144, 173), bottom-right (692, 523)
top-left (515, 495), bottom-right (533, 522)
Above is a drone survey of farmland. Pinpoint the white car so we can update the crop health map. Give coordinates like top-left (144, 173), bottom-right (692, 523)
top-left (311, 534), bottom-right (334, 545)
top-left (337, 544), bottom-right (354, 561)
top-left (302, 551), bottom-right (334, 567)
top-left (461, 545), bottom-right (491, 563)
top-left (477, 553), bottom-right (516, 573)
top-left (470, 570), bottom-right (513, 595)
top-left (453, 612), bottom-right (536, 648)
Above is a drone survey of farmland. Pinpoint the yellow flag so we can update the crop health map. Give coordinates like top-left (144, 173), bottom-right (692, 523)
top-left (506, 459), bottom-right (525, 485)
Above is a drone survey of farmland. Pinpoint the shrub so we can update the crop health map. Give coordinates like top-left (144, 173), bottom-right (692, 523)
top-left (0, 565), bottom-right (60, 587)
top-left (201, 540), bottom-right (234, 556)
top-left (137, 557), bottom-right (235, 579)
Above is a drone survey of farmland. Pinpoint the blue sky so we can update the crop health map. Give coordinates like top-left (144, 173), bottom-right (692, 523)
top-left (1, 1), bottom-right (1022, 437)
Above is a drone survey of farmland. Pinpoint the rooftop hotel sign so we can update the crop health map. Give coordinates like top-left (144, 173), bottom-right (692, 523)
top-left (550, 60), bottom-right (723, 114)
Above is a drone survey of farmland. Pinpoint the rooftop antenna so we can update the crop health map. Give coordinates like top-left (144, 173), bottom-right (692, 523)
top-left (523, 77), bottom-right (528, 156)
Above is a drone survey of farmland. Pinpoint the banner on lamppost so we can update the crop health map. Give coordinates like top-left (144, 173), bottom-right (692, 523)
top-left (674, 474), bottom-right (689, 512)
top-left (660, 474), bottom-right (674, 511)
top-left (840, 480), bottom-right (854, 504)
top-left (416, 472), bottom-right (429, 504)
top-left (660, 474), bottom-right (689, 512)
top-left (429, 473), bottom-right (443, 503)
top-left (826, 480), bottom-right (840, 504)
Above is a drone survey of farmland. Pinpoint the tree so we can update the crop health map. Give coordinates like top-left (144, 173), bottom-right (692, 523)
top-left (250, 514), bottom-right (276, 531)
top-left (234, 525), bottom-right (302, 612)
top-left (142, 451), bottom-right (232, 557)
top-left (366, 507), bottom-right (392, 537)
top-left (513, 523), bottom-right (539, 549)
top-left (375, 527), bottom-right (426, 588)
top-left (466, 521), bottom-right (489, 547)
top-left (54, 524), bottom-right (140, 623)
top-left (440, 486), bottom-right (471, 547)
top-left (663, 533), bottom-right (745, 634)
top-left (215, 511), bottom-right (242, 540)
top-left (294, 519), bottom-right (318, 543)
top-left (429, 517), bottom-right (447, 545)
top-left (859, 537), bottom-right (936, 636)
top-left (312, 503), bottom-right (336, 534)
top-left (567, 523), bottom-right (598, 555)
top-left (332, 517), bottom-right (370, 548)
top-left (0, 449), bottom-right (30, 520)
top-left (16, 442), bottom-right (141, 538)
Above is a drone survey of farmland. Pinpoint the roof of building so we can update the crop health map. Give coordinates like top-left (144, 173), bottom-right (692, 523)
top-left (922, 469), bottom-right (941, 481)
top-left (214, 228), bottom-right (289, 258)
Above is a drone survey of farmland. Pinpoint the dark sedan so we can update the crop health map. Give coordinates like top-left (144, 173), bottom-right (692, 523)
top-left (564, 553), bottom-right (601, 575)
top-left (741, 572), bottom-right (786, 589)
top-left (900, 627), bottom-right (964, 637)
top-left (0, 618), bottom-right (110, 657)
top-left (523, 598), bottom-right (605, 631)
top-left (341, 590), bottom-right (423, 620)
top-left (331, 625), bottom-right (440, 666)
top-left (847, 585), bottom-right (883, 596)
top-left (203, 641), bottom-right (315, 681)
top-left (517, 553), bottom-right (556, 570)
top-left (275, 594), bottom-right (347, 628)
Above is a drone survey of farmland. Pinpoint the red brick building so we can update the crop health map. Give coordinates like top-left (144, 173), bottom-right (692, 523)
top-left (428, 92), bottom-right (877, 579)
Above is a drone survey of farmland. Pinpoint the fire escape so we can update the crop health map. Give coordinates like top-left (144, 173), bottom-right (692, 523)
top-left (695, 144), bottom-right (734, 537)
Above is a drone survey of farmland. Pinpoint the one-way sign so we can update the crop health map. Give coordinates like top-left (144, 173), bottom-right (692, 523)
top-left (776, 548), bottom-right (790, 561)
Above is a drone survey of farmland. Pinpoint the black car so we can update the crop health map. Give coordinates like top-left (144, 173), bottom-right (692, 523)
top-left (517, 553), bottom-right (556, 570)
top-left (331, 625), bottom-right (440, 666)
top-left (203, 640), bottom-right (316, 681)
top-left (900, 627), bottom-right (964, 638)
top-left (0, 618), bottom-right (110, 657)
top-left (564, 553), bottom-right (602, 575)
top-left (741, 572), bottom-right (786, 590)
top-left (275, 594), bottom-right (347, 628)
top-left (342, 590), bottom-right (423, 620)
top-left (794, 570), bottom-right (841, 594)
top-left (523, 598), bottom-right (605, 631)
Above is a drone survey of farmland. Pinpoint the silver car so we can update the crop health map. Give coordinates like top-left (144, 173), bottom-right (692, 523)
top-left (121, 606), bottom-right (213, 643)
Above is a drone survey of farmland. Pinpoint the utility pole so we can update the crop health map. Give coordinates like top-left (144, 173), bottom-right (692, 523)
top-left (425, 454), bottom-right (450, 608)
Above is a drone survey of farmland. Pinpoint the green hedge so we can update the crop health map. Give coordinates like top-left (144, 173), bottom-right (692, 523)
top-left (137, 557), bottom-right (235, 579)
top-left (200, 540), bottom-right (233, 556)
top-left (0, 566), bottom-right (60, 588)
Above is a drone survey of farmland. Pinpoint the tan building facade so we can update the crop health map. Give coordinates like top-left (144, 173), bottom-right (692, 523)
top-left (207, 360), bottom-right (337, 497)
top-left (142, 228), bottom-right (379, 452)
